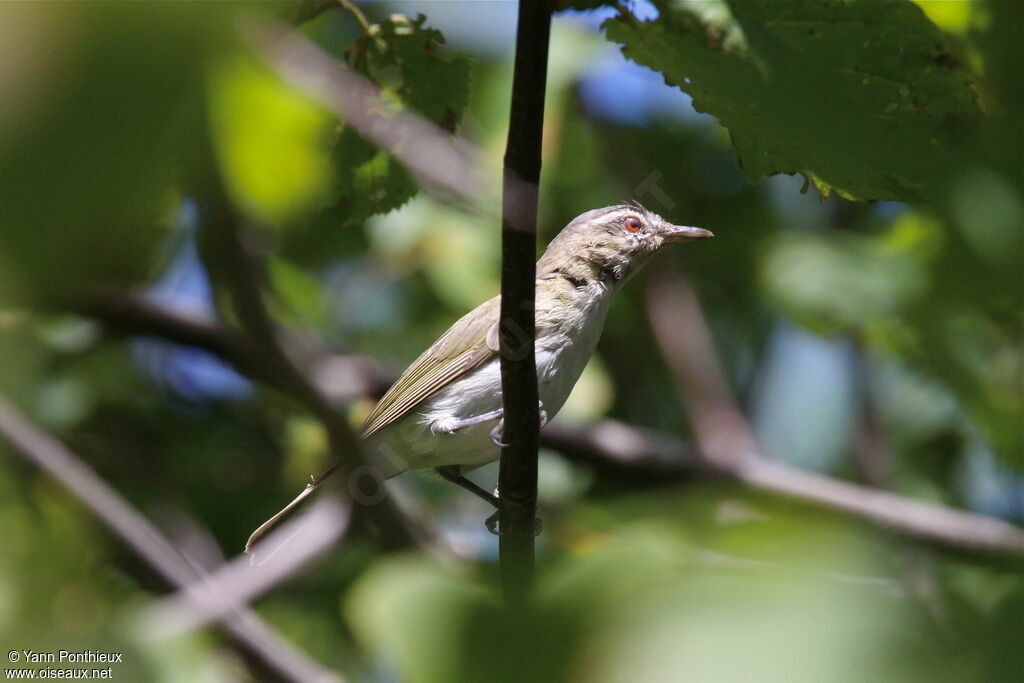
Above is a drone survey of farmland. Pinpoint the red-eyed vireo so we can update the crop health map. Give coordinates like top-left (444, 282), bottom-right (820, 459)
top-left (248, 204), bottom-right (711, 548)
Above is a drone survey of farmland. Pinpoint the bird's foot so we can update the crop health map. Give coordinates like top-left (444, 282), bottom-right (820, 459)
top-left (430, 407), bottom-right (504, 436)
top-left (489, 419), bottom-right (509, 447)
top-left (489, 401), bottom-right (548, 447)
top-left (485, 511), bottom-right (543, 536)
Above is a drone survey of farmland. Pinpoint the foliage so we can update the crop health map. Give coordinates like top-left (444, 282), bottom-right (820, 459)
top-left (303, 14), bottom-right (473, 261)
top-left (347, 495), bottom-right (1013, 683)
top-left (0, 1), bottom-right (1020, 682)
top-left (603, 0), bottom-right (980, 202)
top-left (0, 3), bottom-right (224, 303)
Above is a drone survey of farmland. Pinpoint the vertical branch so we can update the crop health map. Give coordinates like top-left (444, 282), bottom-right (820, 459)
top-left (497, 0), bottom-right (552, 601)
top-left (645, 267), bottom-right (758, 466)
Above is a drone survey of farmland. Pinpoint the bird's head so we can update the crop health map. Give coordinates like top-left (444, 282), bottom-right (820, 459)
top-left (538, 203), bottom-right (713, 286)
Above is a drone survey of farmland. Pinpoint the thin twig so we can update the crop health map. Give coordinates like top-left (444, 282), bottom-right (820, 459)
top-left (495, 0), bottom-right (552, 602)
top-left (336, 0), bottom-right (384, 48)
top-left (0, 395), bottom-right (344, 683)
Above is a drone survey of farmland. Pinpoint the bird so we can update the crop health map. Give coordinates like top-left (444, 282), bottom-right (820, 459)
top-left (246, 203), bottom-right (712, 550)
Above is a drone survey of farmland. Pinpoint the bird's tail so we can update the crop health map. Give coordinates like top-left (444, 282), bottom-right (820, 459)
top-left (244, 457), bottom-right (340, 559)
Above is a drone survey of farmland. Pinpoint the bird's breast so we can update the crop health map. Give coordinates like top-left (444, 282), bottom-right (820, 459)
top-left (534, 281), bottom-right (613, 415)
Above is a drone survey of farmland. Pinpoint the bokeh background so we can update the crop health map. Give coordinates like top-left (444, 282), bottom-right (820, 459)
top-left (0, 1), bottom-right (1020, 681)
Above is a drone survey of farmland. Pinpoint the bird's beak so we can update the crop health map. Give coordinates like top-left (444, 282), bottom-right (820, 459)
top-left (663, 225), bottom-right (714, 244)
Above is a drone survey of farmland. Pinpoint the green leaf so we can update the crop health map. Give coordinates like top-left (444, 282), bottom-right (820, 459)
top-left (760, 208), bottom-right (1023, 463)
top-left (760, 214), bottom-right (936, 336)
top-left (267, 257), bottom-right (328, 329)
top-left (331, 127), bottom-right (421, 221)
top-left (209, 57), bottom-right (336, 225)
top-left (346, 556), bottom-right (496, 683)
top-left (286, 15), bottom-right (472, 263)
top-left (335, 15), bottom-right (471, 221)
top-left (0, 3), bottom-right (223, 302)
top-left (603, 0), bottom-right (980, 202)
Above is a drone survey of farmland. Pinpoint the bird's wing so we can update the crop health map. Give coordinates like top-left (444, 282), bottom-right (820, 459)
top-left (360, 295), bottom-right (502, 438)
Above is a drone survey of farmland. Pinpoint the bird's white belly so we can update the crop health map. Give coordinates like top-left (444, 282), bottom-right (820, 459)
top-left (368, 285), bottom-right (613, 475)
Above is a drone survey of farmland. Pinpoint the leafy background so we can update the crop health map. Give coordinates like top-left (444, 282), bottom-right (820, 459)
top-left (0, 1), bottom-right (1020, 681)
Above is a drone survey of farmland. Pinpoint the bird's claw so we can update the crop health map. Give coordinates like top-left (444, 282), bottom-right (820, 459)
top-left (490, 420), bottom-right (509, 448)
top-left (485, 512), bottom-right (543, 536)
top-left (490, 402), bottom-right (547, 446)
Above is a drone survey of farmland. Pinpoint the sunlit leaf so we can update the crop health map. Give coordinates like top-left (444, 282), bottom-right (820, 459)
top-left (912, 0), bottom-right (973, 34)
top-left (603, 0), bottom-right (981, 202)
top-left (294, 14), bottom-right (473, 263)
top-left (209, 57), bottom-right (335, 224)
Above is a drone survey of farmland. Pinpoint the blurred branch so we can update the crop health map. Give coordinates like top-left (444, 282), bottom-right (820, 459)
top-left (546, 419), bottom-right (1024, 562)
top-left (247, 18), bottom-right (483, 208)
top-left (496, 0), bottom-right (552, 602)
top-left (0, 395), bottom-right (344, 683)
top-left (541, 419), bottom-right (706, 480)
top-left (644, 269), bottom-right (757, 467)
top-left (735, 455), bottom-right (1024, 563)
top-left (643, 268), bottom-right (1024, 564)
top-left (73, 290), bottom-right (391, 402)
top-left (200, 191), bottom-right (422, 551)
top-left (144, 498), bottom-right (351, 637)
top-left (75, 295), bottom-right (1024, 562)
top-left (70, 289), bottom-right (269, 385)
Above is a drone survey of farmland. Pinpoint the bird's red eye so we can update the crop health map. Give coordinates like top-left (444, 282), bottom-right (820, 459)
top-left (624, 215), bottom-right (643, 232)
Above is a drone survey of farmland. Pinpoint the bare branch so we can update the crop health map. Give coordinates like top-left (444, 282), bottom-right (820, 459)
top-left (644, 268), bottom-right (758, 466)
top-left (200, 191), bottom-right (423, 551)
top-left (643, 268), bottom-right (1024, 564)
top-left (144, 497), bottom-right (351, 637)
top-left (0, 395), bottom-right (344, 683)
top-left (546, 419), bottom-right (1024, 562)
top-left (246, 18), bottom-right (484, 208)
top-left (69, 289), bottom-right (269, 385)
top-left (74, 289), bottom-right (391, 402)
top-left (74, 295), bottom-right (1024, 562)
top-left (495, 0), bottom-right (552, 602)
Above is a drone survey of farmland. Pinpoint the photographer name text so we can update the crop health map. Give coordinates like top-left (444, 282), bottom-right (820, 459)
top-left (13, 652), bottom-right (121, 665)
